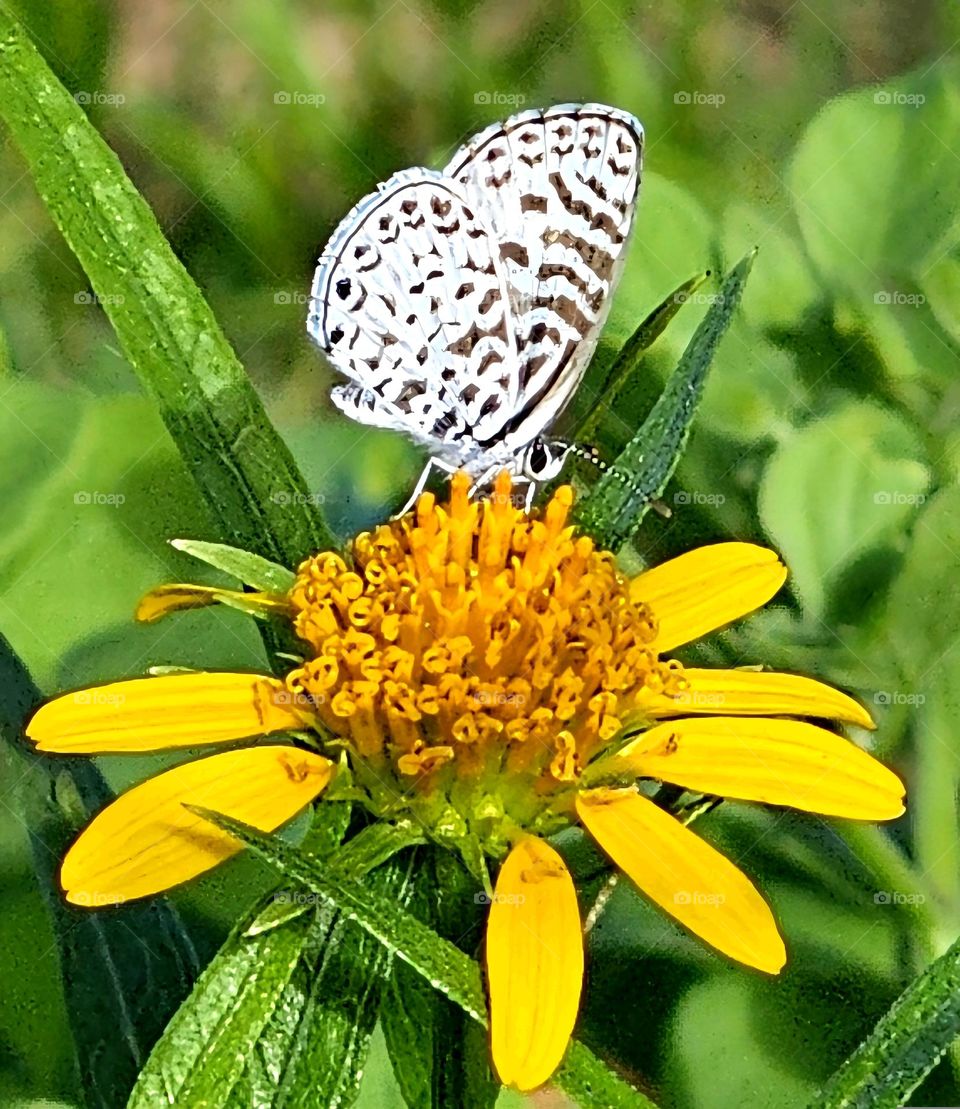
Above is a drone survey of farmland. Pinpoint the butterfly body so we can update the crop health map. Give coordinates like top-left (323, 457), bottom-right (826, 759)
top-left (308, 104), bottom-right (643, 497)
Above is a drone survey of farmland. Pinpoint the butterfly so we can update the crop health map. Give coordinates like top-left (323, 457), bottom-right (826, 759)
top-left (307, 103), bottom-right (643, 510)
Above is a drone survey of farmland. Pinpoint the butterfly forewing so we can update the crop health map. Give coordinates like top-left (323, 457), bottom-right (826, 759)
top-left (308, 169), bottom-right (516, 459)
top-left (444, 104), bottom-right (643, 450)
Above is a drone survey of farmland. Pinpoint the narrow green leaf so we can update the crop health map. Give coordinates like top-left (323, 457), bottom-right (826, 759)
top-left (229, 856), bottom-right (417, 1109)
top-left (129, 820), bottom-right (419, 1109)
top-left (572, 271), bottom-right (710, 444)
top-left (126, 889), bottom-right (316, 1109)
top-left (809, 932), bottom-right (960, 1109)
top-left (382, 848), bottom-right (498, 1108)
top-left (575, 251), bottom-right (756, 549)
top-left (170, 539), bottom-right (297, 593)
top-left (198, 809), bottom-right (659, 1107)
top-left (0, 16), bottom-right (336, 564)
top-left (0, 632), bottom-right (199, 1109)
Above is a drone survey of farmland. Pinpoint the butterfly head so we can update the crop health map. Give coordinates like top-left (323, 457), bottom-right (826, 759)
top-left (519, 437), bottom-right (571, 482)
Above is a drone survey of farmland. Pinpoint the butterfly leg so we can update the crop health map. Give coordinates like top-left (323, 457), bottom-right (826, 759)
top-left (393, 457), bottom-right (458, 518)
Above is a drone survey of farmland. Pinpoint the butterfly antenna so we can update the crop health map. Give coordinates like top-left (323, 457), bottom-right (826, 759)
top-left (568, 443), bottom-right (674, 519)
top-left (568, 442), bottom-right (631, 486)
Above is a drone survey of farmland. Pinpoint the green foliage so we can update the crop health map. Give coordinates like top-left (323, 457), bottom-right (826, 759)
top-left (576, 251), bottom-right (754, 549)
top-left (810, 932), bottom-right (960, 1109)
top-left (0, 632), bottom-right (199, 1109)
top-left (196, 807), bottom-right (658, 1109)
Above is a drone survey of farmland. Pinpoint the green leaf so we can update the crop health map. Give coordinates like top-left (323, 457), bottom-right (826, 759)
top-left (759, 402), bottom-right (929, 619)
top-left (888, 487), bottom-right (960, 912)
top-left (809, 932), bottom-right (960, 1109)
top-left (198, 809), bottom-right (659, 1107)
top-left (382, 848), bottom-right (498, 1109)
top-left (170, 539), bottom-right (296, 593)
top-left (129, 821), bottom-right (421, 1109)
top-left (126, 891), bottom-right (315, 1109)
top-left (566, 271), bottom-right (709, 444)
top-left (789, 63), bottom-right (960, 300)
top-left (0, 15), bottom-right (336, 566)
top-left (575, 251), bottom-right (756, 549)
top-left (0, 631), bottom-right (199, 1109)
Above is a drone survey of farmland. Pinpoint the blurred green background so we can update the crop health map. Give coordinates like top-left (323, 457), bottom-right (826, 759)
top-left (2, 0), bottom-right (960, 1106)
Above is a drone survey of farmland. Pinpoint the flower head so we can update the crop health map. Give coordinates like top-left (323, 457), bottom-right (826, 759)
top-left (26, 473), bottom-right (905, 1091)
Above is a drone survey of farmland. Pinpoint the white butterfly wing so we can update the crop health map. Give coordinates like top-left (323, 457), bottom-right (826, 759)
top-left (308, 169), bottom-right (517, 459)
top-left (445, 104), bottom-right (643, 450)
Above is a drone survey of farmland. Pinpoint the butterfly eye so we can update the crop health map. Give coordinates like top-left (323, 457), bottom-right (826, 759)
top-left (529, 439), bottom-right (548, 474)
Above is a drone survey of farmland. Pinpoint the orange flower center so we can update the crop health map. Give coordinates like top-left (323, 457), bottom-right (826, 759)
top-left (285, 471), bottom-right (685, 805)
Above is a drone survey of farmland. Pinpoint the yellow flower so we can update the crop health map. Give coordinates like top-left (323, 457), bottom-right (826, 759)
top-left (26, 471), bottom-right (905, 1091)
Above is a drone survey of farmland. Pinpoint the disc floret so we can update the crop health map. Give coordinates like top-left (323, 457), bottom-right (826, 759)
top-left (284, 470), bottom-right (686, 855)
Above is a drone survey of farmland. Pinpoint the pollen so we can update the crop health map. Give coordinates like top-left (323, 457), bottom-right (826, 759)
top-left (285, 471), bottom-right (685, 797)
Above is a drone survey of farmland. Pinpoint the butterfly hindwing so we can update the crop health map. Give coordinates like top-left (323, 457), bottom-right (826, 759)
top-left (308, 169), bottom-right (517, 457)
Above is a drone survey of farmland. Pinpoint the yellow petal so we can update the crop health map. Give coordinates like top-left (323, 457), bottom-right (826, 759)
top-left (631, 543), bottom-right (787, 652)
top-left (577, 788), bottom-right (785, 973)
top-left (62, 745), bottom-right (333, 905)
top-left (618, 717), bottom-right (905, 820)
top-left (27, 672), bottom-right (304, 753)
top-left (486, 837), bottom-right (583, 1091)
top-left (641, 668), bottom-right (875, 730)
top-left (136, 584), bottom-right (290, 624)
